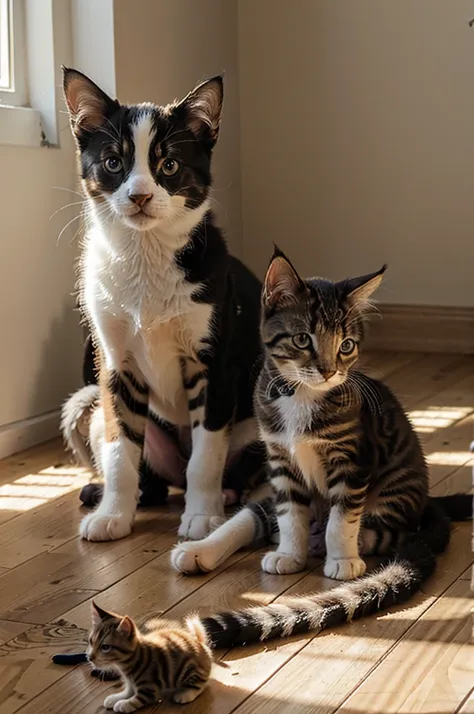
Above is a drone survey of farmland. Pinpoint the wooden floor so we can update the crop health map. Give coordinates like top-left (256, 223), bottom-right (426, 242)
top-left (0, 351), bottom-right (472, 714)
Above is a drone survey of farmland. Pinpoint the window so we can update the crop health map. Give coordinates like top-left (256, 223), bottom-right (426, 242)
top-left (0, 0), bottom-right (58, 148)
top-left (0, 0), bottom-right (27, 108)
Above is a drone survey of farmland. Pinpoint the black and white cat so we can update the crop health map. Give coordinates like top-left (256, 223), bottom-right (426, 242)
top-left (61, 68), bottom-right (263, 542)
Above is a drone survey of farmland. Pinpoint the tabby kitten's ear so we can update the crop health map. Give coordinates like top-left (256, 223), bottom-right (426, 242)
top-left (263, 247), bottom-right (307, 310)
top-left (91, 601), bottom-right (114, 627)
top-left (338, 265), bottom-right (387, 309)
top-left (62, 67), bottom-right (118, 136)
top-left (176, 76), bottom-right (224, 143)
top-left (117, 616), bottom-right (135, 639)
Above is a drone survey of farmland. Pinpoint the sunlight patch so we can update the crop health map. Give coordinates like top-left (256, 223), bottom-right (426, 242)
top-left (0, 466), bottom-right (90, 512)
top-left (426, 451), bottom-right (474, 466)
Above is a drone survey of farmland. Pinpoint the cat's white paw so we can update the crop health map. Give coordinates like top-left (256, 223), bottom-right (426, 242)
top-left (80, 511), bottom-right (133, 542)
top-left (171, 540), bottom-right (221, 574)
top-left (261, 551), bottom-right (306, 575)
top-left (113, 699), bottom-right (140, 713)
top-left (324, 556), bottom-right (366, 581)
top-left (173, 687), bottom-right (203, 704)
top-left (103, 694), bottom-right (122, 710)
top-left (178, 513), bottom-right (225, 541)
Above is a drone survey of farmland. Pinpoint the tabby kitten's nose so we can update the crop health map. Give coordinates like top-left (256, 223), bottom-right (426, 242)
top-left (320, 370), bottom-right (336, 381)
top-left (128, 192), bottom-right (153, 208)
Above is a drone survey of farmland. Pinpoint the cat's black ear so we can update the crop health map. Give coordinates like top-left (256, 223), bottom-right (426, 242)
top-left (91, 601), bottom-right (113, 626)
top-left (263, 246), bottom-right (307, 309)
top-left (338, 265), bottom-right (387, 308)
top-left (177, 76), bottom-right (224, 143)
top-left (62, 67), bottom-right (119, 136)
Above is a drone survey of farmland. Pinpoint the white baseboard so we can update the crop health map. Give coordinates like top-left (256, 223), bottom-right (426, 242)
top-left (0, 409), bottom-right (61, 460)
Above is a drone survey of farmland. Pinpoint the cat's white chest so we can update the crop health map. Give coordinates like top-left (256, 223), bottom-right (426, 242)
top-left (276, 391), bottom-right (328, 495)
top-left (81, 219), bottom-right (212, 425)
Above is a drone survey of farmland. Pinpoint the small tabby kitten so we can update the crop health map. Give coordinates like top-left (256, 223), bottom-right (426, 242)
top-left (88, 602), bottom-right (212, 710)
top-left (254, 248), bottom-right (427, 580)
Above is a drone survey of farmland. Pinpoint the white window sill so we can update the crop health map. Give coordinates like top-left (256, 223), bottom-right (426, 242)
top-left (0, 104), bottom-right (44, 148)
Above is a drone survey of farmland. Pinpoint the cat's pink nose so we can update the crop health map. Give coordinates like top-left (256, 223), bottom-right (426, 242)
top-left (128, 192), bottom-right (153, 208)
top-left (320, 370), bottom-right (336, 381)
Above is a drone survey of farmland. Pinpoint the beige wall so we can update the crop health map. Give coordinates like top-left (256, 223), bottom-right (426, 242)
top-left (0, 1), bottom-right (82, 442)
top-left (114, 0), bottom-right (242, 255)
top-left (239, 0), bottom-right (474, 306)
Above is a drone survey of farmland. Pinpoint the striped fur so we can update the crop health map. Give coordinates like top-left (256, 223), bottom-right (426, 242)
top-left (171, 248), bottom-right (470, 648)
top-left (88, 602), bottom-right (212, 709)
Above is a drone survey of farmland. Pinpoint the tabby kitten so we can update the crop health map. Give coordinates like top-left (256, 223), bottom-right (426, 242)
top-left (88, 602), bottom-right (212, 710)
top-left (169, 248), bottom-right (469, 648)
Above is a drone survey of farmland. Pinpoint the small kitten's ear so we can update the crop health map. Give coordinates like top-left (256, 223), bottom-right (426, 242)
top-left (117, 616), bottom-right (135, 639)
top-left (338, 265), bottom-right (387, 308)
top-left (263, 246), bottom-right (306, 309)
top-left (91, 601), bottom-right (112, 626)
top-left (178, 76), bottom-right (224, 143)
top-left (62, 67), bottom-right (118, 135)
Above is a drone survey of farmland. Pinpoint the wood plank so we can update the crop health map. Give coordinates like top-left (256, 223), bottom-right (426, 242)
top-left (0, 621), bottom-right (93, 714)
top-left (156, 526), bottom-right (472, 714)
top-left (458, 690), bottom-right (474, 713)
top-left (0, 439), bottom-right (67, 487)
top-left (0, 621), bottom-right (30, 647)
top-left (0, 487), bottom-right (89, 569)
top-left (337, 578), bottom-right (473, 713)
top-left (385, 354), bottom-right (474, 408)
top-left (359, 351), bottom-right (423, 380)
top-left (0, 511), bottom-right (180, 624)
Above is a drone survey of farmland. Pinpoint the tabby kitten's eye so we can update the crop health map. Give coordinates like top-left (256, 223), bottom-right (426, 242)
top-left (340, 338), bottom-right (356, 355)
top-left (100, 644), bottom-right (111, 653)
top-left (161, 158), bottom-right (180, 176)
top-left (104, 156), bottom-right (123, 174)
top-left (292, 333), bottom-right (312, 349)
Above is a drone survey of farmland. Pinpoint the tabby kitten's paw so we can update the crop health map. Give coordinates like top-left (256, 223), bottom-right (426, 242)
top-left (173, 687), bottom-right (205, 704)
top-left (324, 556), bottom-right (366, 581)
top-left (178, 513), bottom-right (225, 541)
top-left (171, 540), bottom-right (221, 574)
top-left (80, 511), bottom-right (133, 542)
top-left (113, 700), bottom-right (140, 713)
top-left (261, 551), bottom-right (306, 574)
top-left (103, 694), bottom-right (123, 710)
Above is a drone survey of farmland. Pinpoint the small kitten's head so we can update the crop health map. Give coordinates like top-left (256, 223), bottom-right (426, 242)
top-left (261, 248), bottom-right (386, 393)
top-left (62, 68), bottom-right (223, 234)
top-left (87, 601), bottom-right (137, 668)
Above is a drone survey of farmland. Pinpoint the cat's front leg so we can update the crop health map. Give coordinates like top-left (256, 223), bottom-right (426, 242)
top-left (178, 359), bottom-right (230, 540)
top-left (80, 348), bottom-right (149, 542)
top-left (324, 480), bottom-right (367, 580)
top-left (103, 682), bottom-right (134, 710)
top-left (261, 446), bottom-right (310, 574)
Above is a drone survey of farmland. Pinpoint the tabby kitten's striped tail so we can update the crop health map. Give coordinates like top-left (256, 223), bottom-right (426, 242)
top-left (200, 499), bottom-right (453, 649)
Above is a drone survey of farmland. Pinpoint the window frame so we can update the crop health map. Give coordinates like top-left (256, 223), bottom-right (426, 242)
top-left (0, 0), bottom-right (28, 108)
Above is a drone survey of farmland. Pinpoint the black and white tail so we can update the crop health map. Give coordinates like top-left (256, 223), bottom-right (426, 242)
top-left (200, 496), bottom-right (469, 649)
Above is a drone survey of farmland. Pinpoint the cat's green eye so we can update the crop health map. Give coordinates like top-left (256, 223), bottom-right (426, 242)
top-left (104, 156), bottom-right (123, 174)
top-left (292, 333), bottom-right (312, 349)
top-left (100, 644), bottom-right (111, 653)
top-left (340, 338), bottom-right (356, 355)
top-left (161, 158), bottom-right (180, 176)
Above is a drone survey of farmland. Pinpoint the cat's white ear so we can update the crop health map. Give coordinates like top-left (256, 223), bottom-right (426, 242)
top-left (263, 247), bottom-right (306, 309)
top-left (91, 601), bottom-right (111, 627)
top-left (178, 76), bottom-right (224, 142)
top-left (338, 265), bottom-right (387, 309)
top-left (62, 67), bottom-right (118, 135)
top-left (117, 616), bottom-right (135, 639)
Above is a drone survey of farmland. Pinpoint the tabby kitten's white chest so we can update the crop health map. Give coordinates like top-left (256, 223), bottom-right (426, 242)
top-left (275, 389), bottom-right (328, 495)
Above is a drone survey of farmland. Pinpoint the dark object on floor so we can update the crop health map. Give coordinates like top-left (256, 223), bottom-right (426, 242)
top-left (51, 652), bottom-right (120, 680)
